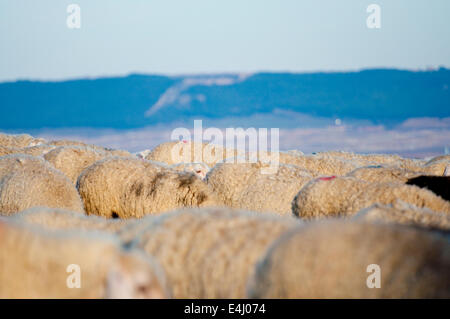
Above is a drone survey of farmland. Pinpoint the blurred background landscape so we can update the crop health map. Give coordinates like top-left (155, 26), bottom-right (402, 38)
top-left (1, 1), bottom-right (449, 157)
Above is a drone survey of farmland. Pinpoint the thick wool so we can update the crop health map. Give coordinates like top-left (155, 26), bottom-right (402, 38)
top-left (206, 162), bottom-right (256, 207)
top-left (317, 151), bottom-right (394, 164)
top-left (77, 157), bottom-right (220, 218)
top-left (44, 146), bottom-right (108, 184)
top-left (0, 133), bottom-right (46, 148)
top-left (317, 151), bottom-right (426, 168)
top-left (277, 152), bottom-right (361, 176)
top-left (0, 146), bottom-right (16, 157)
top-left (292, 176), bottom-right (450, 219)
top-left (130, 207), bottom-right (300, 298)
top-left (145, 141), bottom-right (234, 167)
top-left (353, 201), bottom-right (450, 231)
top-left (0, 144), bottom-right (56, 157)
top-left (12, 207), bottom-right (128, 233)
top-left (0, 155), bottom-right (84, 215)
top-left (0, 154), bottom-right (45, 178)
top-left (48, 139), bottom-right (131, 157)
top-left (406, 175), bottom-right (450, 201)
top-left (170, 162), bottom-right (211, 180)
top-left (207, 162), bottom-right (312, 215)
top-left (346, 165), bottom-right (423, 183)
top-left (319, 152), bottom-right (448, 176)
top-left (19, 144), bottom-right (56, 156)
top-left (248, 220), bottom-right (450, 298)
top-left (0, 219), bottom-right (169, 298)
top-left (11, 207), bottom-right (161, 246)
top-left (114, 215), bottom-right (158, 243)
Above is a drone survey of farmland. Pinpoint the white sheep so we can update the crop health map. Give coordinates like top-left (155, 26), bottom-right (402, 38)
top-left (352, 200), bottom-right (450, 231)
top-left (345, 165), bottom-right (424, 183)
top-left (44, 145), bottom-right (109, 184)
top-left (146, 140), bottom-right (233, 167)
top-left (207, 161), bottom-right (313, 215)
top-left (12, 206), bottom-right (128, 233)
top-left (0, 133), bottom-right (46, 148)
top-left (0, 154), bottom-right (84, 215)
top-left (248, 220), bottom-right (450, 298)
top-left (130, 207), bottom-right (300, 298)
top-left (292, 176), bottom-right (450, 219)
top-left (77, 156), bottom-right (221, 218)
top-left (0, 218), bottom-right (170, 298)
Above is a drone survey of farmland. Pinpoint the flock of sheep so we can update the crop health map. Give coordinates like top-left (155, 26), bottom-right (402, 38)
top-left (0, 132), bottom-right (449, 298)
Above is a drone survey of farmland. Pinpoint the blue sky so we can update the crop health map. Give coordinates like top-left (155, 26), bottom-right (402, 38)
top-left (1, 0), bottom-right (449, 81)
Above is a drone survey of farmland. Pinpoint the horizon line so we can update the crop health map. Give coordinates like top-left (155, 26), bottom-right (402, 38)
top-left (1, 65), bottom-right (449, 84)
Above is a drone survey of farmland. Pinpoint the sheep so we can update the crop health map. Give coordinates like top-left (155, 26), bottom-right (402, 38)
top-left (207, 162), bottom-right (313, 215)
top-left (0, 146), bottom-right (15, 157)
top-left (292, 176), bottom-right (450, 219)
top-left (247, 220), bottom-right (450, 298)
top-left (406, 175), bottom-right (450, 201)
top-left (49, 139), bottom-right (90, 147)
top-left (205, 162), bottom-right (259, 207)
top-left (0, 153), bottom-right (43, 177)
top-left (146, 140), bottom-right (233, 167)
top-left (346, 165), bottom-right (424, 183)
top-left (169, 162), bottom-right (211, 180)
top-left (425, 154), bottom-right (450, 165)
top-left (317, 150), bottom-right (389, 163)
top-left (44, 146), bottom-right (108, 184)
top-left (353, 201), bottom-right (450, 231)
top-left (0, 154), bottom-right (84, 215)
top-left (420, 159), bottom-right (450, 176)
top-left (104, 148), bottom-right (132, 157)
top-left (19, 144), bottom-right (56, 156)
top-left (77, 156), bottom-right (220, 218)
top-left (12, 206), bottom-right (128, 233)
top-left (0, 144), bottom-right (55, 157)
top-left (0, 133), bottom-right (46, 148)
top-left (277, 152), bottom-right (361, 176)
top-left (48, 139), bottom-right (131, 157)
top-left (0, 219), bottom-right (170, 298)
top-left (236, 164), bottom-right (313, 215)
top-left (316, 151), bottom-right (426, 168)
top-left (10, 206), bottom-right (163, 246)
top-left (114, 215), bottom-right (159, 243)
top-left (320, 151), bottom-right (448, 176)
top-left (130, 207), bottom-right (300, 298)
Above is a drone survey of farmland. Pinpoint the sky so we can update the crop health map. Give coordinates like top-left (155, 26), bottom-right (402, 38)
top-left (1, 0), bottom-right (450, 81)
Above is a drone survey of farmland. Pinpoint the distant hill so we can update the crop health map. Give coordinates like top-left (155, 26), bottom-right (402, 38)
top-left (1, 69), bottom-right (449, 129)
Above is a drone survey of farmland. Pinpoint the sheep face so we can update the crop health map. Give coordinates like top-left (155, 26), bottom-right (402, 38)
top-left (105, 252), bottom-right (169, 299)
